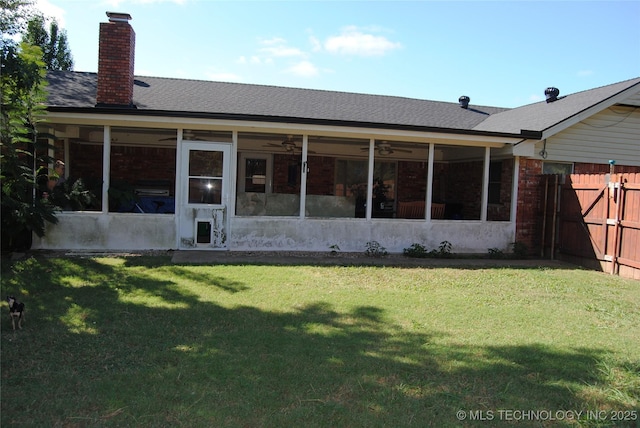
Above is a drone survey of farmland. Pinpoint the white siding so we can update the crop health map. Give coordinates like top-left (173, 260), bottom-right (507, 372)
top-left (536, 105), bottom-right (640, 166)
top-left (623, 91), bottom-right (640, 106)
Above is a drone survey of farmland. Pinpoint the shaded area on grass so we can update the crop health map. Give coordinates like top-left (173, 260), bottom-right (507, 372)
top-left (1, 256), bottom-right (638, 427)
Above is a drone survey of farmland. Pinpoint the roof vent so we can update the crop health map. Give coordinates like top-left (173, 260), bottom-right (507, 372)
top-left (545, 87), bottom-right (560, 103)
top-left (459, 96), bottom-right (470, 109)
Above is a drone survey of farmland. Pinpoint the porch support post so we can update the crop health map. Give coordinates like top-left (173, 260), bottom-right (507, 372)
top-left (481, 146), bottom-right (490, 222)
top-left (230, 130), bottom-right (238, 218)
top-left (102, 125), bottom-right (111, 213)
top-left (174, 129), bottom-right (183, 249)
top-left (63, 139), bottom-right (70, 179)
top-left (299, 134), bottom-right (308, 219)
top-left (426, 143), bottom-right (435, 221)
top-left (366, 138), bottom-right (375, 220)
top-left (510, 156), bottom-right (520, 227)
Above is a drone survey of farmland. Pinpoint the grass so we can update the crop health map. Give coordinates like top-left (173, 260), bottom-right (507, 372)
top-left (1, 255), bottom-right (639, 427)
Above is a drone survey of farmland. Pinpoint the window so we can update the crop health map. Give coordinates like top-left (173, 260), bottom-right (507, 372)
top-left (542, 162), bottom-right (573, 175)
top-left (239, 154), bottom-right (270, 193)
top-left (188, 150), bottom-right (224, 205)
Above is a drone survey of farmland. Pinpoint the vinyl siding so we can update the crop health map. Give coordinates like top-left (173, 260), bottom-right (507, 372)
top-left (536, 105), bottom-right (640, 166)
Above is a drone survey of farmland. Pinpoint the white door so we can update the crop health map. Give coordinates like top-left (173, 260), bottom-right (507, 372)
top-left (179, 142), bottom-right (231, 249)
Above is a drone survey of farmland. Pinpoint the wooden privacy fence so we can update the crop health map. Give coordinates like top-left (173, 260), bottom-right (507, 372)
top-left (541, 173), bottom-right (640, 279)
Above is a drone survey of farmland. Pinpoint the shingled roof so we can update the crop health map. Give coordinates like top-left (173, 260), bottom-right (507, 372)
top-left (45, 71), bottom-right (508, 133)
top-left (473, 77), bottom-right (640, 137)
top-left (45, 71), bottom-right (640, 140)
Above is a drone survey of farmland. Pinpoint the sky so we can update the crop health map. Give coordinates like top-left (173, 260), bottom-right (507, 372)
top-left (34, 0), bottom-right (640, 108)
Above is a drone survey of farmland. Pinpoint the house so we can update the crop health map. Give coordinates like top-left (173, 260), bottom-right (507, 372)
top-left (33, 12), bottom-right (640, 254)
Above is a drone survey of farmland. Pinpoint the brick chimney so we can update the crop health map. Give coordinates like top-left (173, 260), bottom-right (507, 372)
top-left (96, 12), bottom-right (136, 108)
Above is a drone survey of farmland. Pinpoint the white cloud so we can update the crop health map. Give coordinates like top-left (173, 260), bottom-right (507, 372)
top-left (286, 61), bottom-right (319, 77)
top-left (36, 0), bottom-right (67, 27)
top-left (529, 94), bottom-right (543, 103)
top-left (260, 45), bottom-right (306, 58)
top-left (257, 37), bottom-right (306, 58)
top-left (237, 55), bottom-right (271, 65)
top-left (323, 26), bottom-right (401, 57)
top-left (309, 35), bottom-right (322, 52)
top-left (260, 37), bottom-right (287, 46)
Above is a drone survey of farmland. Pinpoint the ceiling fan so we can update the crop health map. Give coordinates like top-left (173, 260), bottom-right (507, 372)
top-left (263, 135), bottom-right (315, 153)
top-left (361, 141), bottom-right (413, 156)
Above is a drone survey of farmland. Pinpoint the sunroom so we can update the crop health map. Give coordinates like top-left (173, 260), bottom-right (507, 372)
top-left (33, 121), bottom-right (518, 254)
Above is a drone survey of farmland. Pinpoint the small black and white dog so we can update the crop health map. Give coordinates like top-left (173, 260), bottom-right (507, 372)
top-left (7, 296), bottom-right (25, 330)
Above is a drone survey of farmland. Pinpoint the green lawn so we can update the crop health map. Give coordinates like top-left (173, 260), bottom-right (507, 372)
top-left (1, 255), bottom-right (638, 427)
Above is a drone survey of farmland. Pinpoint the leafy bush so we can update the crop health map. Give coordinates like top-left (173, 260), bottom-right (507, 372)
top-left (488, 248), bottom-right (505, 259)
top-left (432, 241), bottom-right (453, 258)
top-left (511, 242), bottom-right (529, 259)
top-left (365, 241), bottom-right (388, 257)
top-left (403, 243), bottom-right (429, 258)
top-left (403, 241), bottom-right (453, 259)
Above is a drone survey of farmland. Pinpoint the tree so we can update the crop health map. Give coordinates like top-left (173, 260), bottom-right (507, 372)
top-left (23, 15), bottom-right (73, 70)
top-left (1, 41), bottom-right (58, 251)
top-left (0, 0), bottom-right (36, 37)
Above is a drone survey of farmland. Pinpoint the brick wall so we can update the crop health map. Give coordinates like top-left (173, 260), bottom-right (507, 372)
top-left (110, 146), bottom-right (176, 191)
top-left (306, 155), bottom-right (336, 195)
top-left (397, 161), bottom-right (427, 202)
top-left (67, 143), bottom-right (176, 205)
top-left (515, 158), bottom-right (543, 253)
top-left (273, 154), bottom-right (300, 194)
top-left (487, 159), bottom-right (513, 221)
top-left (69, 142), bottom-right (103, 183)
top-left (436, 161), bottom-right (483, 219)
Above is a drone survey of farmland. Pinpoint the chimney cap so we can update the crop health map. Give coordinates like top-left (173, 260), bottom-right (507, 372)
top-left (106, 12), bottom-right (132, 22)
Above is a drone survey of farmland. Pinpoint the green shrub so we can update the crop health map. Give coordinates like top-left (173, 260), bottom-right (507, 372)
top-left (403, 243), bottom-right (429, 258)
top-left (488, 248), bottom-right (505, 259)
top-left (403, 241), bottom-right (453, 259)
top-left (365, 241), bottom-right (388, 257)
top-left (511, 242), bottom-right (529, 259)
top-left (430, 240), bottom-right (453, 258)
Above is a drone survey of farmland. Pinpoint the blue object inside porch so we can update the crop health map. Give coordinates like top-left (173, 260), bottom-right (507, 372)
top-left (118, 196), bottom-right (175, 213)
